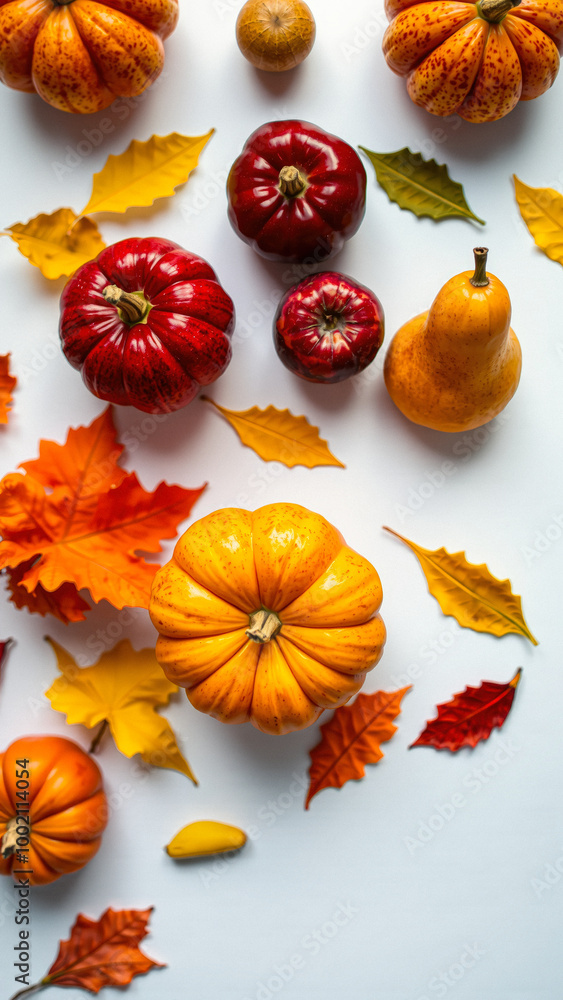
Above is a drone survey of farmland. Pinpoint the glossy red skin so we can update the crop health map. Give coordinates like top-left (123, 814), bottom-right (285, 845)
top-left (59, 237), bottom-right (235, 414)
top-left (227, 120), bottom-right (367, 262)
top-left (274, 271), bottom-right (384, 383)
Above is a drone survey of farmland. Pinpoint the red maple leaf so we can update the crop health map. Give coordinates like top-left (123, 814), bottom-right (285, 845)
top-left (410, 669), bottom-right (522, 751)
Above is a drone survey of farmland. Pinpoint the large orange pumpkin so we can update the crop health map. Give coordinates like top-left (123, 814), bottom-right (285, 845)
top-left (149, 503), bottom-right (386, 735)
top-left (0, 735), bottom-right (108, 885)
top-left (382, 0), bottom-right (563, 123)
top-left (0, 0), bottom-right (178, 113)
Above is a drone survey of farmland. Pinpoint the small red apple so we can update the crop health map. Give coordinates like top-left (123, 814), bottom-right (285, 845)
top-left (273, 271), bottom-right (384, 383)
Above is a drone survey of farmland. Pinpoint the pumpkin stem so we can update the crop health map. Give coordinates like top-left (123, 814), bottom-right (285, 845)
top-left (278, 166), bottom-right (307, 197)
top-left (102, 285), bottom-right (150, 325)
top-left (246, 609), bottom-right (282, 643)
top-left (1, 816), bottom-right (19, 859)
top-left (470, 247), bottom-right (490, 287)
top-left (478, 0), bottom-right (521, 23)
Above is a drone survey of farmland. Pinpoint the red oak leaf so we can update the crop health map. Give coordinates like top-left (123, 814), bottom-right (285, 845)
top-left (7, 906), bottom-right (163, 998)
top-left (410, 669), bottom-right (522, 751)
top-left (305, 687), bottom-right (411, 809)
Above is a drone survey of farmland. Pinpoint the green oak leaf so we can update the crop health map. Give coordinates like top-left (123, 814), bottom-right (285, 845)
top-left (360, 147), bottom-right (485, 225)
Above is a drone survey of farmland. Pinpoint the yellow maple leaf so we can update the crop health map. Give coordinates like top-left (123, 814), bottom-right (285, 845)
top-left (384, 527), bottom-right (537, 644)
top-left (513, 175), bottom-right (563, 266)
top-left (82, 131), bottom-right (215, 216)
top-left (45, 638), bottom-right (197, 783)
top-left (3, 208), bottom-right (106, 280)
top-left (202, 398), bottom-right (345, 469)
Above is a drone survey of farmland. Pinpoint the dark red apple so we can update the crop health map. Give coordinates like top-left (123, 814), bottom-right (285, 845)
top-left (273, 271), bottom-right (384, 383)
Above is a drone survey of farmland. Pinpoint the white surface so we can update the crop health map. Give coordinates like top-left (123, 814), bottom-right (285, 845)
top-left (1, 2), bottom-right (562, 998)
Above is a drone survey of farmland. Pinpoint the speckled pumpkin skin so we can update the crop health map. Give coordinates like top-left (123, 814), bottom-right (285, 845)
top-left (383, 0), bottom-right (563, 122)
top-left (0, 0), bottom-right (178, 113)
top-left (149, 503), bottom-right (386, 735)
top-left (0, 735), bottom-right (108, 886)
top-left (383, 263), bottom-right (522, 432)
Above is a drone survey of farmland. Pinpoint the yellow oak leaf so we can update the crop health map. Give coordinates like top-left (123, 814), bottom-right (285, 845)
top-left (3, 208), bottom-right (105, 280)
top-left (513, 175), bottom-right (563, 266)
top-left (82, 131), bottom-right (215, 216)
top-left (384, 527), bottom-right (537, 645)
top-left (202, 398), bottom-right (345, 469)
top-left (45, 638), bottom-right (197, 783)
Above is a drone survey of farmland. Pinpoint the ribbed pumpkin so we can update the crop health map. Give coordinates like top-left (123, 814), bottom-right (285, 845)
top-left (382, 0), bottom-right (563, 123)
top-left (149, 503), bottom-right (386, 735)
top-left (0, 0), bottom-right (178, 113)
top-left (0, 735), bottom-right (108, 885)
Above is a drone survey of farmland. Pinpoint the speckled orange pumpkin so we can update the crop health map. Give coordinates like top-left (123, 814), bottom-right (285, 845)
top-left (0, 0), bottom-right (178, 113)
top-left (0, 735), bottom-right (108, 886)
top-left (383, 0), bottom-right (563, 123)
top-left (149, 503), bottom-right (386, 735)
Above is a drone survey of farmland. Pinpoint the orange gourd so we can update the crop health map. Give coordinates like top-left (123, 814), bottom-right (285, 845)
top-left (0, 735), bottom-right (108, 886)
top-left (382, 0), bottom-right (563, 123)
top-left (149, 503), bottom-right (386, 735)
top-left (0, 0), bottom-right (178, 113)
top-left (383, 247), bottom-right (522, 432)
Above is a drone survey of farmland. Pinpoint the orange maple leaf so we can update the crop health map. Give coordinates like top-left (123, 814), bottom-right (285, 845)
top-left (305, 687), bottom-right (411, 809)
top-left (0, 408), bottom-right (205, 615)
top-left (0, 354), bottom-right (16, 424)
top-left (10, 906), bottom-right (163, 997)
top-left (6, 559), bottom-right (90, 623)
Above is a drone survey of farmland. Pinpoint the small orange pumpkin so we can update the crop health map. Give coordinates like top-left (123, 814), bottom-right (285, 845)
top-left (0, 735), bottom-right (108, 885)
top-left (0, 0), bottom-right (178, 113)
top-left (149, 503), bottom-right (386, 735)
top-left (383, 0), bottom-right (563, 123)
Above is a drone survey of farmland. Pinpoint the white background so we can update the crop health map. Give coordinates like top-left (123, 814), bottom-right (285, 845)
top-left (1, 2), bottom-right (562, 998)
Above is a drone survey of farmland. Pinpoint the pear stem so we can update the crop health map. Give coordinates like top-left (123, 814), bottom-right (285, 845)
top-left (470, 247), bottom-right (489, 287)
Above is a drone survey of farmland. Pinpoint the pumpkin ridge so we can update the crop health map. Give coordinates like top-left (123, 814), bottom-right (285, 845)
top-left (58, 3), bottom-right (116, 104)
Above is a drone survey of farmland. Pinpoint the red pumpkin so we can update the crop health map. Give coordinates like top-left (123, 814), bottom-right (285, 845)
top-left (227, 120), bottom-right (367, 262)
top-left (382, 0), bottom-right (563, 123)
top-left (59, 237), bottom-right (236, 414)
top-left (0, 0), bottom-right (178, 114)
top-left (0, 735), bottom-right (108, 886)
top-left (274, 271), bottom-right (385, 382)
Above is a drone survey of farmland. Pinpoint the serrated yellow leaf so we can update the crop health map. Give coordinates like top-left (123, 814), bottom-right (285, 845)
top-left (81, 130), bottom-right (215, 216)
top-left (45, 637), bottom-right (197, 783)
top-left (203, 398), bottom-right (345, 469)
top-left (384, 527), bottom-right (537, 645)
top-left (3, 208), bottom-right (105, 280)
top-left (513, 175), bottom-right (563, 265)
